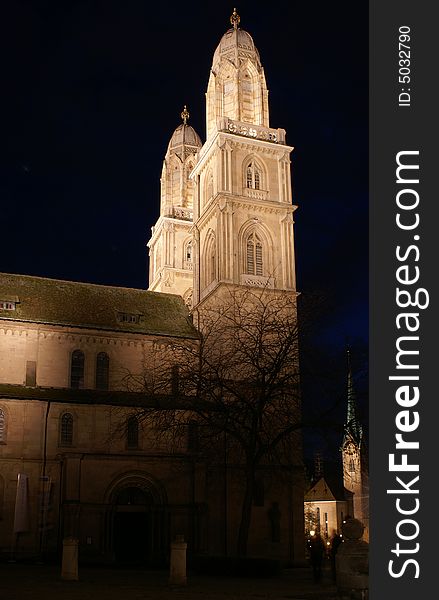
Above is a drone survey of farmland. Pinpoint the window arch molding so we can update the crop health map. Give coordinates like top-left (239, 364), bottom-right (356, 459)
top-left (201, 229), bottom-right (217, 290)
top-left (70, 349), bottom-right (85, 389)
top-left (96, 351), bottom-right (110, 390)
top-left (203, 166), bottom-right (214, 208)
top-left (238, 220), bottom-right (273, 278)
top-left (183, 237), bottom-right (194, 268)
top-left (242, 155), bottom-right (268, 193)
top-left (58, 410), bottom-right (77, 447)
top-left (238, 60), bottom-right (262, 124)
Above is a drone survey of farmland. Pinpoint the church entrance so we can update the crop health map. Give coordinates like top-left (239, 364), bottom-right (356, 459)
top-left (111, 484), bottom-right (168, 567)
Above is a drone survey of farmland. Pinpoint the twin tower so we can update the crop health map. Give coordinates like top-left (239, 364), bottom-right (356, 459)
top-left (147, 10), bottom-right (297, 310)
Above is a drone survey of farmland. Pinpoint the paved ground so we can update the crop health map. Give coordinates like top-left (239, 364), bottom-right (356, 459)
top-left (0, 563), bottom-right (338, 600)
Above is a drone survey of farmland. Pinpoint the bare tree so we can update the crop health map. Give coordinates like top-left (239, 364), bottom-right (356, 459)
top-left (123, 286), bottom-right (338, 557)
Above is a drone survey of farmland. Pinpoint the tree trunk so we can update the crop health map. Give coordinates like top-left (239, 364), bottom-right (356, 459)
top-left (236, 468), bottom-right (255, 556)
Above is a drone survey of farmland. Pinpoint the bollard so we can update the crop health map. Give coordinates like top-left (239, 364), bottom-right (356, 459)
top-left (61, 537), bottom-right (79, 581)
top-left (169, 534), bottom-right (187, 585)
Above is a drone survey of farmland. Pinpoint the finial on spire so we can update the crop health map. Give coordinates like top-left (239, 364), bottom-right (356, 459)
top-left (230, 8), bottom-right (240, 29)
top-left (181, 105), bottom-right (189, 125)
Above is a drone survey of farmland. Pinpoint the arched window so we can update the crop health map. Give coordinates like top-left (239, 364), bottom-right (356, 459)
top-left (203, 232), bottom-right (216, 289)
top-left (96, 352), bottom-right (109, 390)
top-left (206, 169), bottom-right (214, 203)
top-left (184, 239), bottom-right (193, 270)
top-left (0, 408), bottom-right (6, 444)
top-left (246, 162), bottom-right (261, 190)
top-left (127, 416), bottom-right (139, 449)
top-left (60, 413), bottom-right (74, 446)
top-left (70, 350), bottom-right (85, 389)
top-left (246, 232), bottom-right (263, 276)
top-left (349, 458), bottom-right (355, 472)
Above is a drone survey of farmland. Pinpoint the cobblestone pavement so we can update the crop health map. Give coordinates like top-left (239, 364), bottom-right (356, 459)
top-left (0, 564), bottom-right (338, 600)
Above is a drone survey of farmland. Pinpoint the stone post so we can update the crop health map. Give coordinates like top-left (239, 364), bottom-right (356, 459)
top-left (169, 534), bottom-right (187, 585)
top-left (336, 518), bottom-right (368, 599)
top-left (61, 537), bottom-right (79, 581)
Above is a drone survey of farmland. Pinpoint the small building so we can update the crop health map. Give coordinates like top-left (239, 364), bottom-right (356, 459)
top-left (304, 475), bottom-right (353, 543)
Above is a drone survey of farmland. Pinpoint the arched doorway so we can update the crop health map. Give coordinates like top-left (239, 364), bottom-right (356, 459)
top-left (113, 486), bottom-right (152, 564)
top-left (106, 473), bottom-right (169, 567)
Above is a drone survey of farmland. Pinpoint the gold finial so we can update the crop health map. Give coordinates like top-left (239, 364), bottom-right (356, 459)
top-left (230, 7), bottom-right (240, 29)
top-left (181, 105), bottom-right (189, 125)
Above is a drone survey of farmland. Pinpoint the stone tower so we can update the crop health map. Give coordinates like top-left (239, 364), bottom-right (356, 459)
top-left (342, 350), bottom-right (368, 537)
top-left (190, 9), bottom-right (297, 309)
top-left (148, 106), bottom-right (202, 306)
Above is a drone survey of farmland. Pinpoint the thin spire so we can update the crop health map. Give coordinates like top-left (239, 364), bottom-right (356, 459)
top-left (344, 348), bottom-right (363, 445)
top-left (181, 105), bottom-right (189, 125)
top-left (230, 8), bottom-right (240, 29)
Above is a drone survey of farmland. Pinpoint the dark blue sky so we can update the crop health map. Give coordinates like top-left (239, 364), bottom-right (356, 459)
top-left (2, 0), bottom-right (368, 433)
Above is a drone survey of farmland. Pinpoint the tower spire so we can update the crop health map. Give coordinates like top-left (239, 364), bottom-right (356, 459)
top-left (181, 105), bottom-right (189, 125)
top-left (230, 8), bottom-right (240, 29)
top-left (344, 349), bottom-right (362, 445)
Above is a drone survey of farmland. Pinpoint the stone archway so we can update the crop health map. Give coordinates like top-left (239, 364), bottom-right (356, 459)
top-left (105, 472), bottom-right (169, 567)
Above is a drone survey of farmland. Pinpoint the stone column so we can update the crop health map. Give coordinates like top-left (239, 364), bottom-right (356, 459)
top-left (61, 537), bottom-right (79, 581)
top-left (169, 534), bottom-right (187, 585)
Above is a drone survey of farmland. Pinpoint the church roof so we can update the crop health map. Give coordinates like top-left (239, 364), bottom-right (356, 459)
top-left (168, 123), bottom-right (202, 152)
top-left (304, 476), bottom-right (352, 502)
top-left (212, 26), bottom-right (261, 70)
top-left (0, 272), bottom-right (198, 339)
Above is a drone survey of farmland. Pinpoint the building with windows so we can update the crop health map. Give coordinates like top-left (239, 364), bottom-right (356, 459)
top-left (304, 352), bottom-right (369, 543)
top-left (0, 9), bottom-right (303, 565)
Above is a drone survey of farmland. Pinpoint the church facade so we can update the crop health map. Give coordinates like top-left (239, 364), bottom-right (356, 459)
top-left (0, 10), bottom-right (304, 565)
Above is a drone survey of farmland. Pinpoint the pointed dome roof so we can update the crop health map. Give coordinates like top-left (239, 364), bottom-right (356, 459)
top-left (212, 10), bottom-right (261, 70)
top-left (167, 106), bottom-right (202, 153)
top-left (168, 124), bottom-right (202, 151)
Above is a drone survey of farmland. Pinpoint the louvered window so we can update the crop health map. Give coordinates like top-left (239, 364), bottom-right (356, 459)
top-left (246, 233), bottom-right (263, 275)
top-left (60, 413), bottom-right (73, 446)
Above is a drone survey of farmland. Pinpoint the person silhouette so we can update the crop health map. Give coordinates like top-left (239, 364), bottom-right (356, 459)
top-left (308, 532), bottom-right (325, 582)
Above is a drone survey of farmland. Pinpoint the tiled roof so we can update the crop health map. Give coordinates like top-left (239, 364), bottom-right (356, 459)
top-left (0, 272), bottom-right (198, 339)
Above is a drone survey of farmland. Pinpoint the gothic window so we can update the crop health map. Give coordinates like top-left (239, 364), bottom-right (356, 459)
top-left (206, 169), bottom-right (214, 202)
top-left (0, 408), bottom-right (6, 443)
top-left (70, 350), bottom-right (85, 389)
top-left (96, 352), bottom-right (109, 390)
top-left (60, 413), bottom-right (74, 446)
top-left (185, 240), bottom-right (193, 263)
top-left (246, 162), bottom-right (262, 190)
top-left (204, 233), bottom-right (216, 288)
top-left (246, 232), bottom-right (263, 276)
top-left (127, 416), bottom-right (139, 449)
top-left (349, 458), bottom-right (355, 472)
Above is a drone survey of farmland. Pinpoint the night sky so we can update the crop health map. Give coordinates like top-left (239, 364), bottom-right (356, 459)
top-left (2, 1), bottom-right (368, 454)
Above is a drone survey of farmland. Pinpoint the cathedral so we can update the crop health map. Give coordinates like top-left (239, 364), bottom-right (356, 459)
top-left (0, 10), bottom-right (305, 565)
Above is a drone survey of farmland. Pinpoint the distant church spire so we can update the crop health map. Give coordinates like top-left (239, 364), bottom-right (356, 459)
top-left (344, 349), bottom-right (362, 446)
